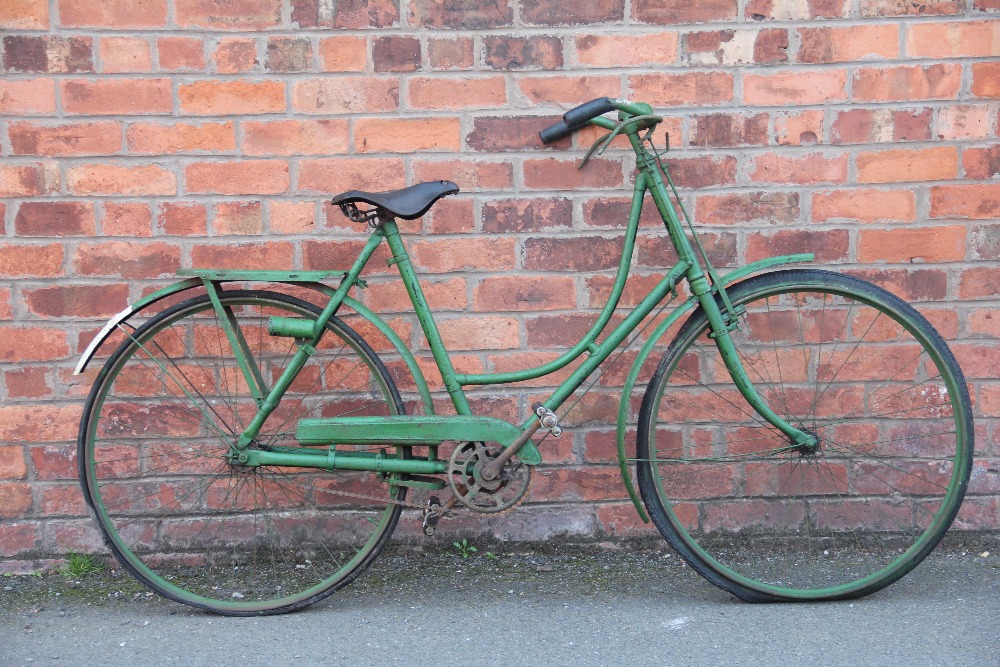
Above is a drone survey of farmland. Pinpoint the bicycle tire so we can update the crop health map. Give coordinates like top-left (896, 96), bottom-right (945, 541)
top-left (79, 290), bottom-right (407, 615)
top-left (636, 269), bottom-right (973, 601)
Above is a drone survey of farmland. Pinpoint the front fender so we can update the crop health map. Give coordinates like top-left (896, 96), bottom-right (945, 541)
top-left (73, 277), bottom-right (436, 416)
top-left (615, 253), bottom-right (814, 523)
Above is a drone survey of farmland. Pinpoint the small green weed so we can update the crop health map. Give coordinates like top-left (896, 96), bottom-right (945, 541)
top-left (452, 538), bottom-right (477, 559)
top-left (61, 553), bottom-right (103, 578)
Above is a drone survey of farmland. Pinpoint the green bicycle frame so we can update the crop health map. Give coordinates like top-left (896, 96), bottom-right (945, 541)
top-left (225, 107), bottom-right (818, 503)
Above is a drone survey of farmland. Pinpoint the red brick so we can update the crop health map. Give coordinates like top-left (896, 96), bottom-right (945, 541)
top-left (972, 63), bottom-right (1000, 98)
top-left (968, 225), bottom-right (1000, 260)
top-left (408, 77), bottom-right (507, 109)
top-left (747, 0), bottom-right (848, 19)
top-left (662, 156), bottom-right (737, 188)
top-left (930, 184), bottom-right (1000, 220)
top-left (630, 72), bottom-right (734, 106)
top-left (410, 0), bottom-right (513, 28)
top-left (860, 0), bottom-right (959, 14)
top-left (68, 163), bottom-right (177, 196)
top-left (0, 404), bottom-right (82, 442)
top-left (750, 153), bottom-right (848, 185)
top-left (472, 276), bottom-right (576, 312)
top-left (774, 110), bottom-right (823, 145)
top-left (812, 189), bottom-right (916, 224)
top-left (186, 160), bottom-right (289, 195)
top-left (98, 37), bottom-right (152, 73)
top-left (157, 37), bottom-right (205, 70)
top-left (798, 25), bottom-right (898, 62)
top-left (965, 147), bottom-right (1000, 180)
top-left (858, 226), bottom-right (966, 263)
top-left (126, 121), bottom-right (236, 154)
top-left (466, 115), bottom-right (567, 152)
top-left (523, 158), bottom-right (623, 190)
top-left (428, 38), bottom-right (474, 69)
top-left (9, 121), bottom-right (120, 156)
top-left (102, 202), bottom-right (153, 237)
top-left (266, 37), bottom-right (311, 72)
top-left (524, 236), bottom-right (624, 272)
top-left (41, 484), bottom-right (87, 515)
top-left (192, 242), bottom-right (294, 270)
top-left (373, 36), bottom-right (420, 72)
top-left (212, 38), bottom-right (258, 73)
top-left (0, 243), bottom-right (63, 277)
top-left (425, 197), bottom-right (474, 234)
top-left (14, 202), bottom-right (94, 236)
top-left (243, 120), bottom-right (349, 156)
top-left (634, 0), bottom-right (736, 23)
top-left (856, 146), bottom-right (958, 184)
top-left (694, 192), bottom-right (800, 225)
top-left (438, 316), bottom-right (519, 351)
top-left (685, 29), bottom-right (787, 66)
top-left (413, 159), bottom-right (514, 191)
top-left (25, 284), bottom-right (128, 319)
top-left (74, 241), bottom-right (180, 279)
top-left (937, 105), bottom-right (993, 140)
top-left (410, 238), bottom-right (516, 272)
top-left (270, 201), bottom-right (316, 234)
top-left (5, 368), bottom-right (50, 399)
top-left (0, 79), bottom-right (56, 114)
top-left (0, 327), bottom-right (68, 363)
top-left (61, 79), bottom-right (171, 115)
top-left (355, 118), bottom-right (460, 152)
top-left (158, 203), bottom-right (208, 236)
top-left (853, 64), bottom-right (962, 102)
top-left (292, 0), bottom-right (398, 28)
top-left (690, 113), bottom-right (769, 147)
top-left (0, 447), bottom-right (27, 480)
top-left (0, 484), bottom-right (31, 517)
top-left (0, 0), bottom-right (48, 28)
top-left (519, 75), bottom-right (621, 105)
top-left (483, 36), bottom-right (563, 70)
top-left (907, 21), bottom-right (1000, 57)
top-left (318, 36), bottom-right (367, 72)
top-left (59, 0), bottom-right (167, 27)
top-left (577, 32), bottom-right (676, 67)
top-left (364, 277), bottom-right (466, 313)
top-left (176, 0), bottom-right (281, 28)
top-left (958, 267), bottom-right (1000, 299)
top-left (744, 70), bottom-right (847, 105)
top-left (849, 268), bottom-right (947, 301)
top-left (179, 80), bottom-right (285, 115)
top-left (298, 157), bottom-right (405, 193)
top-left (482, 197), bottom-right (573, 234)
top-left (2, 35), bottom-right (92, 73)
top-left (211, 201), bottom-right (261, 235)
top-left (292, 78), bottom-right (398, 114)
top-left (0, 164), bottom-right (56, 198)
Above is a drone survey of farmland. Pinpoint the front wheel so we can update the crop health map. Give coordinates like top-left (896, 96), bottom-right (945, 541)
top-left (79, 290), bottom-right (407, 615)
top-left (636, 269), bottom-right (973, 601)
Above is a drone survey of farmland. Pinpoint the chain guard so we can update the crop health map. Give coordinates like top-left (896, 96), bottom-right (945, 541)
top-left (446, 442), bottom-right (531, 514)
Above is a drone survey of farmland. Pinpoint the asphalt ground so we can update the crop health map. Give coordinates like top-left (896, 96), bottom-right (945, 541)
top-left (2, 540), bottom-right (998, 667)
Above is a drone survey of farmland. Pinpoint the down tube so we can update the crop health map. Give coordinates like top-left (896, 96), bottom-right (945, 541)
top-left (540, 260), bottom-right (689, 417)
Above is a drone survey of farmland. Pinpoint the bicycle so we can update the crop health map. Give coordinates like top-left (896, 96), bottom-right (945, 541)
top-left (75, 97), bottom-right (974, 615)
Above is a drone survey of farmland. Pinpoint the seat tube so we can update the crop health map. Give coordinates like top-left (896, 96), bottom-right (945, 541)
top-left (381, 220), bottom-right (472, 415)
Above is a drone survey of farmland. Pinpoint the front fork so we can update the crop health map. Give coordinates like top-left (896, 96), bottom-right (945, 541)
top-left (690, 274), bottom-right (819, 451)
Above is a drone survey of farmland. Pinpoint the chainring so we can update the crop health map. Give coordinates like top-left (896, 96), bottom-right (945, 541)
top-left (446, 442), bottom-right (531, 514)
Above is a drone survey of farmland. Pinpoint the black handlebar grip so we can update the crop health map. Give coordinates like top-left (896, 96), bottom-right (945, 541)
top-left (562, 97), bottom-right (616, 127)
top-left (539, 120), bottom-right (574, 144)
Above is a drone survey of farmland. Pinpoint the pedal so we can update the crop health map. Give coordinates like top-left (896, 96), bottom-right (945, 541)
top-left (422, 496), bottom-right (444, 536)
top-left (532, 402), bottom-right (562, 437)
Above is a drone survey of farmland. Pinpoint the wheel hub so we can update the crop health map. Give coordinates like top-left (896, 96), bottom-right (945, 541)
top-left (793, 428), bottom-right (821, 456)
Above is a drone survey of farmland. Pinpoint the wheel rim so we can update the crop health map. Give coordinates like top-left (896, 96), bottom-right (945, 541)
top-left (644, 277), bottom-right (970, 599)
top-left (81, 293), bottom-right (404, 613)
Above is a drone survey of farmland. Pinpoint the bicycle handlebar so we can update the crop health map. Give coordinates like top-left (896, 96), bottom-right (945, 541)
top-left (539, 97), bottom-right (652, 144)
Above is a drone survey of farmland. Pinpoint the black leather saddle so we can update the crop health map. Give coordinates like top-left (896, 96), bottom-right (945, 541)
top-left (332, 180), bottom-right (460, 222)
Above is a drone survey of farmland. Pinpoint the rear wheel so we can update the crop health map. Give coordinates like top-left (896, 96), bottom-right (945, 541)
top-left (79, 290), bottom-right (406, 615)
top-left (637, 270), bottom-right (973, 601)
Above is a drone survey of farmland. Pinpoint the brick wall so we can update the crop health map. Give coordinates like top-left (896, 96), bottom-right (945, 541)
top-left (1, 0), bottom-right (998, 565)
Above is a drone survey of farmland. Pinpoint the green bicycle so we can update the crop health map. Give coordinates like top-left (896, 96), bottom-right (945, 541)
top-left (76, 98), bottom-right (973, 615)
